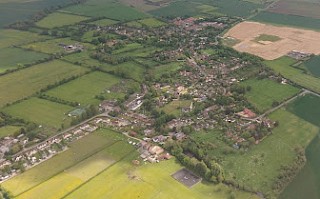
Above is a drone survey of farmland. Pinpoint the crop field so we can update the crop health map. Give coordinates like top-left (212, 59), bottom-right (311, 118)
top-left (267, 0), bottom-right (320, 19)
top-left (222, 108), bottom-right (319, 196)
top-left (241, 78), bottom-right (300, 112)
top-left (161, 100), bottom-right (192, 117)
top-left (2, 129), bottom-right (126, 197)
top-left (150, 0), bottom-right (262, 18)
top-left (45, 72), bottom-right (122, 105)
top-left (0, 0), bottom-right (73, 28)
top-left (303, 56), bottom-right (320, 77)
top-left (89, 18), bottom-right (118, 26)
top-left (252, 11), bottom-right (320, 31)
top-left (265, 57), bottom-right (320, 93)
top-left (22, 38), bottom-right (94, 54)
top-left (286, 94), bottom-right (320, 127)
top-left (224, 21), bottom-right (320, 60)
top-left (101, 61), bottom-right (146, 82)
top-left (62, 0), bottom-right (147, 21)
top-left (0, 47), bottom-right (49, 73)
top-left (36, 12), bottom-right (89, 28)
top-left (138, 18), bottom-right (166, 27)
top-left (0, 60), bottom-right (88, 107)
top-left (0, 29), bottom-right (49, 49)
top-left (0, 126), bottom-right (20, 138)
top-left (2, 97), bottom-right (73, 130)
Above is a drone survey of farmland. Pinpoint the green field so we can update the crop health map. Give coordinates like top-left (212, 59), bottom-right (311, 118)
top-left (0, 60), bottom-right (88, 107)
top-left (253, 34), bottom-right (281, 42)
top-left (241, 78), bottom-right (300, 112)
top-left (22, 38), bottom-right (94, 54)
top-left (222, 108), bottom-right (319, 196)
top-left (113, 43), bottom-right (143, 54)
top-left (2, 98), bottom-right (73, 129)
top-left (45, 72), bottom-right (122, 105)
top-left (62, 0), bottom-right (147, 21)
top-left (265, 56), bottom-right (320, 94)
top-left (151, 62), bottom-right (183, 79)
top-left (36, 12), bottom-right (89, 28)
top-left (62, 51), bottom-right (111, 68)
top-left (161, 100), bottom-right (192, 117)
top-left (303, 56), bottom-right (320, 77)
top-left (0, 29), bottom-right (49, 49)
top-left (101, 61), bottom-right (146, 82)
top-left (286, 94), bottom-right (320, 127)
top-left (2, 129), bottom-right (125, 196)
top-left (0, 125), bottom-right (20, 138)
top-left (150, 0), bottom-right (262, 17)
top-left (252, 11), bottom-right (320, 30)
top-left (89, 18), bottom-right (118, 26)
top-left (0, 47), bottom-right (49, 73)
top-left (138, 18), bottom-right (166, 27)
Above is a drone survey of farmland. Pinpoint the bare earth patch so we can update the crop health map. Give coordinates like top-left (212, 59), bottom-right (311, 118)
top-left (223, 21), bottom-right (320, 60)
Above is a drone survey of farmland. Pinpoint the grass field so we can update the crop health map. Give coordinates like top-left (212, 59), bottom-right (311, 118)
top-left (2, 129), bottom-right (125, 196)
top-left (161, 100), bottom-right (192, 117)
top-left (151, 62), bottom-right (183, 79)
top-left (0, 47), bottom-right (49, 73)
top-left (101, 61), bottom-right (146, 82)
top-left (286, 94), bottom-right (320, 127)
top-left (45, 72), bottom-right (122, 105)
top-left (138, 18), bottom-right (166, 27)
top-left (0, 0), bottom-right (73, 28)
top-left (62, 0), bottom-right (147, 21)
top-left (0, 60), bottom-right (88, 107)
top-left (113, 43), bottom-right (143, 54)
top-left (16, 141), bottom-right (134, 199)
top-left (36, 12), bottom-right (89, 28)
top-left (0, 29), bottom-right (49, 49)
top-left (89, 18), bottom-right (118, 26)
top-left (22, 38), bottom-right (94, 54)
top-left (62, 51), bottom-right (111, 68)
top-left (303, 56), bottom-right (320, 77)
top-left (222, 108), bottom-right (319, 196)
top-left (241, 78), bottom-right (300, 112)
top-left (252, 11), bottom-right (320, 31)
top-left (0, 126), bottom-right (20, 138)
top-left (253, 34), bottom-right (281, 42)
top-left (2, 98), bottom-right (73, 129)
top-left (265, 56), bottom-right (320, 94)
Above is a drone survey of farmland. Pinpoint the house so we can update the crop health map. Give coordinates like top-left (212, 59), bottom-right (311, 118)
top-left (148, 145), bottom-right (164, 155)
top-left (236, 108), bottom-right (256, 118)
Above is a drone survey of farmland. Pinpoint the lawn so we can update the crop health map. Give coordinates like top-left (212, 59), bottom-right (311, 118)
top-left (89, 18), bottom-right (118, 26)
top-left (0, 126), bottom-right (20, 138)
top-left (16, 141), bottom-right (135, 199)
top-left (2, 128), bottom-right (124, 196)
top-left (0, 60), bottom-right (88, 107)
top-left (62, 0), bottom-right (147, 21)
top-left (2, 97), bottom-right (74, 129)
top-left (161, 100), bottom-right (192, 117)
top-left (222, 108), bottom-right (319, 196)
top-left (138, 18), bottom-right (166, 27)
top-left (22, 38), bottom-right (94, 54)
top-left (0, 47), bottom-right (49, 73)
top-left (241, 78), bottom-right (300, 112)
top-left (252, 11), bottom-right (320, 31)
top-left (36, 12), bottom-right (89, 28)
top-left (45, 71), bottom-right (122, 105)
top-left (0, 29), bottom-right (49, 49)
top-left (265, 57), bottom-right (320, 94)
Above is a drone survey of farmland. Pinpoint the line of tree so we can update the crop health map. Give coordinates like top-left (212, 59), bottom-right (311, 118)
top-left (70, 105), bottom-right (99, 126)
top-left (38, 93), bottom-right (78, 107)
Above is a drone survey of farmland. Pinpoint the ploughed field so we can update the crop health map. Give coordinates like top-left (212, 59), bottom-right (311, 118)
top-left (224, 21), bottom-right (320, 60)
